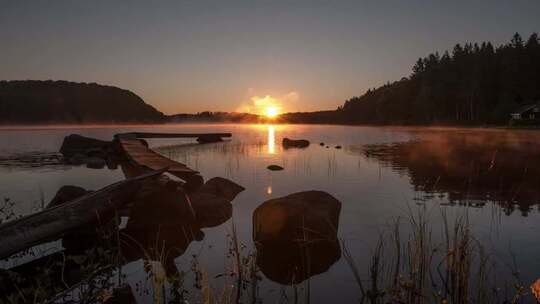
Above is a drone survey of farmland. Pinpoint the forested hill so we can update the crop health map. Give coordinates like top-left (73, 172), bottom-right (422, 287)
top-left (0, 80), bottom-right (164, 124)
top-left (338, 33), bottom-right (540, 125)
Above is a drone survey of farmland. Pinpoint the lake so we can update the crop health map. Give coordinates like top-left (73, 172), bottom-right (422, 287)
top-left (1, 124), bottom-right (540, 303)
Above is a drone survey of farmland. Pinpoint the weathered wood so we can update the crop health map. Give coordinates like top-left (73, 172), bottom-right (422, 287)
top-left (115, 132), bottom-right (232, 139)
top-left (0, 169), bottom-right (166, 260)
top-left (118, 138), bottom-right (200, 183)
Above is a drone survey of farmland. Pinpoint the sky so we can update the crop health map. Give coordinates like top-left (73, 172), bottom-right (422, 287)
top-left (1, 1), bottom-right (539, 115)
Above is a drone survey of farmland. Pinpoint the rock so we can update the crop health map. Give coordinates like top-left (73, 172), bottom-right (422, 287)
top-left (335, 145), bottom-right (342, 149)
top-left (121, 185), bottom-right (204, 274)
top-left (85, 157), bottom-right (106, 169)
top-left (267, 165), bottom-right (284, 171)
top-left (183, 174), bottom-right (204, 192)
top-left (190, 177), bottom-right (245, 227)
top-left (254, 191), bottom-right (341, 243)
top-left (86, 148), bottom-right (107, 159)
top-left (106, 157), bottom-right (118, 170)
top-left (198, 177), bottom-right (245, 201)
top-left (189, 192), bottom-right (233, 228)
top-left (68, 153), bottom-right (87, 165)
top-left (47, 185), bottom-right (89, 208)
top-left (319, 142), bottom-right (325, 146)
top-left (282, 138), bottom-right (310, 148)
top-left (253, 190), bottom-right (342, 284)
top-left (59, 134), bottom-right (111, 158)
top-left (197, 134), bottom-right (223, 144)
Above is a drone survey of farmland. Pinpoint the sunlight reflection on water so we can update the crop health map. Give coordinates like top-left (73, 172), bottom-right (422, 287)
top-left (267, 125), bottom-right (275, 154)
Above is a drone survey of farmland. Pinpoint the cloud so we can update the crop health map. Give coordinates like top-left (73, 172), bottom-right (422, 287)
top-left (237, 90), bottom-right (299, 115)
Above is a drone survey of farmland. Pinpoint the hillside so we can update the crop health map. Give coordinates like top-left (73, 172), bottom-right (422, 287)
top-left (338, 33), bottom-right (540, 125)
top-left (0, 80), bottom-right (164, 124)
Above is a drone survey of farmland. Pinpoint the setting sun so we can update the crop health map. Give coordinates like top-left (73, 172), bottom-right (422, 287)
top-left (265, 106), bottom-right (279, 118)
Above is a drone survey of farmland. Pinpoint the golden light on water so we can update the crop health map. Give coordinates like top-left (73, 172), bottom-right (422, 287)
top-left (267, 125), bottom-right (275, 154)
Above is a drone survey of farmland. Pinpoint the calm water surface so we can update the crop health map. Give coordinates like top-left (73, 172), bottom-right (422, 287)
top-left (1, 124), bottom-right (540, 303)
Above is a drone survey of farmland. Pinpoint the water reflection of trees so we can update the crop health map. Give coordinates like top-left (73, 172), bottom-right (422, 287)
top-left (362, 131), bottom-right (540, 216)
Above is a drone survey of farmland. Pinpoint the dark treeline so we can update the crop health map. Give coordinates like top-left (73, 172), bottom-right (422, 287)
top-left (168, 111), bottom-right (261, 123)
top-left (0, 80), bottom-right (164, 124)
top-left (339, 33), bottom-right (540, 125)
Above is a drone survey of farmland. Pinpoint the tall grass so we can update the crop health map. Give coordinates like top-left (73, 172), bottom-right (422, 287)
top-left (342, 207), bottom-right (530, 304)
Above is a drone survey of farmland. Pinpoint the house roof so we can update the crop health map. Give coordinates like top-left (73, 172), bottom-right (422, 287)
top-left (511, 103), bottom-right (540, 115)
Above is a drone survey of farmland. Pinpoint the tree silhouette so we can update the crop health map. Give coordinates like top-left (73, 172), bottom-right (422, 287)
top-left (338, 32), bottom-right (540, 125)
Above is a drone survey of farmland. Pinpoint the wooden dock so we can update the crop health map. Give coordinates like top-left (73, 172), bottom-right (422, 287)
top-left (118, 138), bottom-right (199, 181)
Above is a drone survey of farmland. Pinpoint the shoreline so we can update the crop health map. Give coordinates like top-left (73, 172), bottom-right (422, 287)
top-left (0, 121), bottom-right (539, 131)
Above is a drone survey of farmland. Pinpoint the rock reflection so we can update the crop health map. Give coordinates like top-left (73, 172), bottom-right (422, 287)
top-left (253, 191), bottom-right (341, 285)
top-left (362, 130), bottom-right (540, 215)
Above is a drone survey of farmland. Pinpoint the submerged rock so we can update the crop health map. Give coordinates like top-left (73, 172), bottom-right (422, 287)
top-left (60, 134), bottom-right (111, 158)
top-left (267, 165), bottom-right (284, 171)
top-left (282, 138), bottom-right (310, 149)
top-left (319, 142), bottom-right (325, 146)
top-left (335, 145), bottom-right (342, 149)
top-left (253, 190), bottom-right (341, 284)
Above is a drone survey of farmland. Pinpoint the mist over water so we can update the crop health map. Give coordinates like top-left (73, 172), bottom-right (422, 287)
top-left (1, 124), bottom-right (540, 303)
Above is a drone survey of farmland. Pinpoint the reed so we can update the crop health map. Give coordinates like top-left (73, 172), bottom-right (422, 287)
top-left (342, 207), bottom-right (529, 304)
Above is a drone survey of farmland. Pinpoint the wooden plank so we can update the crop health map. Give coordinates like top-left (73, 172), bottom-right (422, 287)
top-left (118, 139), bottom-right (198, 180)
top-left (0, 169), bottom-right (166, 260)
top-left (116, 132), bottom-right (231, 139)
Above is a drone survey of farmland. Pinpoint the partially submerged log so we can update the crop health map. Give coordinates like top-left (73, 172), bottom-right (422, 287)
top-left (0, 169), bottom-right (166, 260)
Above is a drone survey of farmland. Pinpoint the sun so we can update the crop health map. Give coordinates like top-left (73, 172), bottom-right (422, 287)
top-left (265, 106), bottom-right (279, 118)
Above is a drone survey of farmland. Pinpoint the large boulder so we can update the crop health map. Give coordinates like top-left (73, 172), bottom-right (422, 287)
top-left (282, 138), bottom-right (310, 149)
top-left (253, 191), bottom-right (341, 284)
top-left (59, 134), bottom-right (112, 158)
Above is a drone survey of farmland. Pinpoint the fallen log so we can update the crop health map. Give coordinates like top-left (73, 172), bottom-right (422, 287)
top-left (0, 169), bottom-right (166, 260)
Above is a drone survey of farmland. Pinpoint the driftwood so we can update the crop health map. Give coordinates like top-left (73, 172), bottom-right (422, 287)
top-left (0, 169), bottom-right (166, 260)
